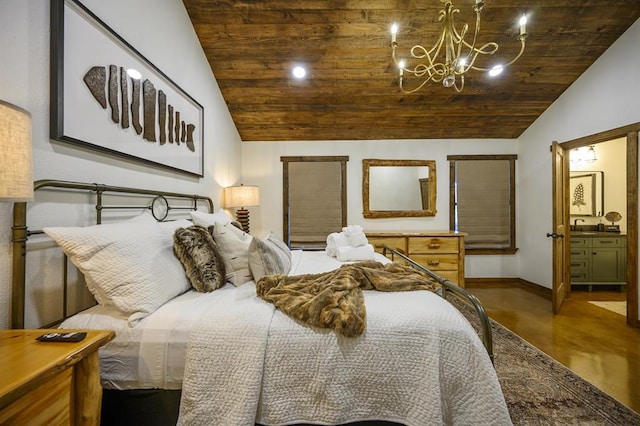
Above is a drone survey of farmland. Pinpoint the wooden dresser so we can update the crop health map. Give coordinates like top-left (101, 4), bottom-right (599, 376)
top-left (366, 231), bottom-right (466, 287)
top-left (0, 329), bottom-right (114, 426)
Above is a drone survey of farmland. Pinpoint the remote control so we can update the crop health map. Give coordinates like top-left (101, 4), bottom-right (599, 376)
top-left (36, 332), bottom-right (87, 343)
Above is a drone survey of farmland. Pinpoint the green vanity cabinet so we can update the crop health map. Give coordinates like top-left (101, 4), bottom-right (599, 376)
top-left (570, 234), bottom-right (626, 290)
top-left (569, 239), bottom-right (589, 282)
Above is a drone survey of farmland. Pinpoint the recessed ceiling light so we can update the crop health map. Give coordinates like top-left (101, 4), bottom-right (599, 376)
top-left (292, 66), bottom-right (307, 79)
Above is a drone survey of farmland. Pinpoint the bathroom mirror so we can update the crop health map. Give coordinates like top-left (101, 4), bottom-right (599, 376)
top-left (362, 159), bottom-right (437, 218)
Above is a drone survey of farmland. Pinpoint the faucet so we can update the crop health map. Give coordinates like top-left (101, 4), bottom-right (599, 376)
top-left (573, 218), bottom-right (585, 230)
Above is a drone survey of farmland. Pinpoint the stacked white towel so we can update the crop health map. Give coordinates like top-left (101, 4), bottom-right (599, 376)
top-left (336, 244), bottom-right (375, 262)
top-left (326, 232), bottom-right (350, 257)
top-left (326, 226), bottom-right (374, 261)
top-left (342, 225), bottom-right (368, 247)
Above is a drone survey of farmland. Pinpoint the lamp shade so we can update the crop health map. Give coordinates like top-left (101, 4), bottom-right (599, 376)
top-left (0, 100), bottom-right (33, 202)
top-left (224, 185), bottom-right (260, 208)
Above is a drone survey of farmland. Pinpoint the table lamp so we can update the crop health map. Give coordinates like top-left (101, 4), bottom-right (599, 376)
top-left (0, 100), bottom-right (33, 202)
top-left (224, 184), bottom-right (259, 233)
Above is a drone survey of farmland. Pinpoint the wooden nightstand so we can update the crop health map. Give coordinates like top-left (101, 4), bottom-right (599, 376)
top-left (0, 329), bottom-right (114, 425)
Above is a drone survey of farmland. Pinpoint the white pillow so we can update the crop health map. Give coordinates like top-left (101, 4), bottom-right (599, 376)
top-left (265, 231), bottom-right (291, 264)
top-left (129, 210), bottom-right (157, 222)
top-left (212, 222), bottom-right (253, 286)
top-left (44, 218), bottom-right (192, 325)
top-left (248, 233), bottom-right (292, 282)
top-left (190, 209), bottom-right (233, 227)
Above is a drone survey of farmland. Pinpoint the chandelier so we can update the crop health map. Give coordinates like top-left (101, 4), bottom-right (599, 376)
top-left (390, 0), bottom-right (528, 93)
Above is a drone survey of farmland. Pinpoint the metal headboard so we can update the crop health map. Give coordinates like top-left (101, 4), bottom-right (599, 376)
top-left (11, 179), bottom-right (214, 329)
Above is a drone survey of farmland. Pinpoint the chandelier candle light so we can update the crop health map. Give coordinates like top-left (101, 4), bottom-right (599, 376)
top-left (391, 0), bottom-right (528, 93)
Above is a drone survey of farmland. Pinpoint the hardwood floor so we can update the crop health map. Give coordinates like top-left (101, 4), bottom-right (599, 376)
top-left (466, 285), bottom-right (640, 413)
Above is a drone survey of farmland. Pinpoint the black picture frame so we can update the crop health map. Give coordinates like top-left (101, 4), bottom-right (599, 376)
top-left (569, 171), bottom-right (604, 217)
top-left (50, 0), bottom-right (204, 177)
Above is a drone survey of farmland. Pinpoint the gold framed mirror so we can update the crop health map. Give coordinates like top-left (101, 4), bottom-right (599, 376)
top-left (362, 159), bottom-right (437, 218)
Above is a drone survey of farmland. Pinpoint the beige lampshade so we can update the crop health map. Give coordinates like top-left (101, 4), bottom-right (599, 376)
top-left (224, 185), bottom-right (260, 208)
top-left (0, 100), bottom-right (33, 202)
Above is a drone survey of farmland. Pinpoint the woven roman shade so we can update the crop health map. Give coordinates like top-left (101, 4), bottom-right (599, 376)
top-left (455, 159), bottom-right (511, 248)
top-left (288, 161), bottom-right (344, 248)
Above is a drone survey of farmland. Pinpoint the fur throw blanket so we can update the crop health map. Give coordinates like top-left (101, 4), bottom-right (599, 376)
top-left (256, 260), bottom-right (439, 337)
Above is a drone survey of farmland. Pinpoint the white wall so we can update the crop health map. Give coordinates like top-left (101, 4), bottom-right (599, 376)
top-left (242, 139), bottom-right (520, 278)
top-left (517, 17), bottom-right (640, 290)
top-left (0, 0), bottom-right (242, 328)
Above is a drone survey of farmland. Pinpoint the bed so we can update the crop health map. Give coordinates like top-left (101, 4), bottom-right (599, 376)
top-left (11, 179), bottom-right (511, 426)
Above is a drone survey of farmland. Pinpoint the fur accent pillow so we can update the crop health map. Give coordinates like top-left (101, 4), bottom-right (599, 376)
top-left (173, 226), bottom-right (227, 292)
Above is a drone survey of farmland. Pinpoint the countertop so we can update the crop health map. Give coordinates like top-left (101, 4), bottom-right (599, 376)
top-left (571, 231), bottom-right (625, 236)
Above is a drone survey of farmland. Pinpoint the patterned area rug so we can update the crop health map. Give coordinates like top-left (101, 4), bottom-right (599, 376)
top-left (450, 296), bottom-right (640, 425)
top-left (588, 301), bottom-right (627, 316)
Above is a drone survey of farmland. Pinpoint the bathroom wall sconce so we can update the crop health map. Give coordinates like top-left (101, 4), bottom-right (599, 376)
top-left (570, 145), bottom-right (597, 165)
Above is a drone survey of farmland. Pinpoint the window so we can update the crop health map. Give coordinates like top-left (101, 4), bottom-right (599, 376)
top-left (448, 155), bottom-right (517, 254)
top-left (281, 156), bottom-right (348, 249)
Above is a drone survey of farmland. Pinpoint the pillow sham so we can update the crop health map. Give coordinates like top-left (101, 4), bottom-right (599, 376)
top-left (190, 209), bottom-right (233, 227)
top-left (212, 222), bottom-right (253, 286)
top-left (266, 231), bottom-right (292, 264)
top-left (173, 226), bottom-right (226, 292)
top-left (248, 234), bottom-right (292, 282)
top-left (44, 218), bottom-right (192, 325)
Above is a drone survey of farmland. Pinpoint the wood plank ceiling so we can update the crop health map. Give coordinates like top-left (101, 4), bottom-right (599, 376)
top-left (183, 1), bottom-right (640, 141)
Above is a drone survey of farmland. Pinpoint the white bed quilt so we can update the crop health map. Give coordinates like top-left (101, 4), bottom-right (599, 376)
top-left (178, 252), bottom-right (512, 425)
top-left (60, 284), bottom-right (237, 390)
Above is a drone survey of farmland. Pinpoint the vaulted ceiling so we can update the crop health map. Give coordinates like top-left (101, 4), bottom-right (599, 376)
top-left (182, 1), bottom-right (640, 141)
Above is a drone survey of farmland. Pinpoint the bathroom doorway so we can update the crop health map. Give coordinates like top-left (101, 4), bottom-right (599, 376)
top-left (554, 123), bottom-right (640, 327)
top-left (568, 138), bottom-right (627, 319)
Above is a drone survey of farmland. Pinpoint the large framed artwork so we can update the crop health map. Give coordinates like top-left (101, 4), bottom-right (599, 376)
top-left (50, 0), bottom-right (204, 176)
top-left (569, 171), bottom-right (604, 217)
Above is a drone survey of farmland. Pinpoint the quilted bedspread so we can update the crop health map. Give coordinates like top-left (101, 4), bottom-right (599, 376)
top-left (177, 281), bottom-right (512, 425)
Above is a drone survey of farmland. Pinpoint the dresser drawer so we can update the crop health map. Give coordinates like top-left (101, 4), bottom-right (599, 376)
top-left (368, 237), bottom-right (407, 254)
top-left (412, 254), bottom-right (459, 271)
top-left (570, 237), bottom-right (589, 247)
top-left (408, 237), bottom-right (459, 254)
top-left (570, 248), bottom-right (589, 258)
top-left (570, 258), bottom-right (588, 269)
top-left (592, 237), bottom-right (625, 247)
top-left (570, 271), bottom-right (588, 282)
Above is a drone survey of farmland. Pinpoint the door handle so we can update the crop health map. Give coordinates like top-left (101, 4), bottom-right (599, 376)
top-left (546, 232), bottom-right (565, 239)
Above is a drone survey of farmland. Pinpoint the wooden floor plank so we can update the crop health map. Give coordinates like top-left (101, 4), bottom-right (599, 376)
top-left (467, 286), bottom-right (640, 413)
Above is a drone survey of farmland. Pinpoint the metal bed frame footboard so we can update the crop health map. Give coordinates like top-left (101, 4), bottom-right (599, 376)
top-left (381, 245), bottom-right (494, 363)
top-left (11, 179), bottom-right (214, 329)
